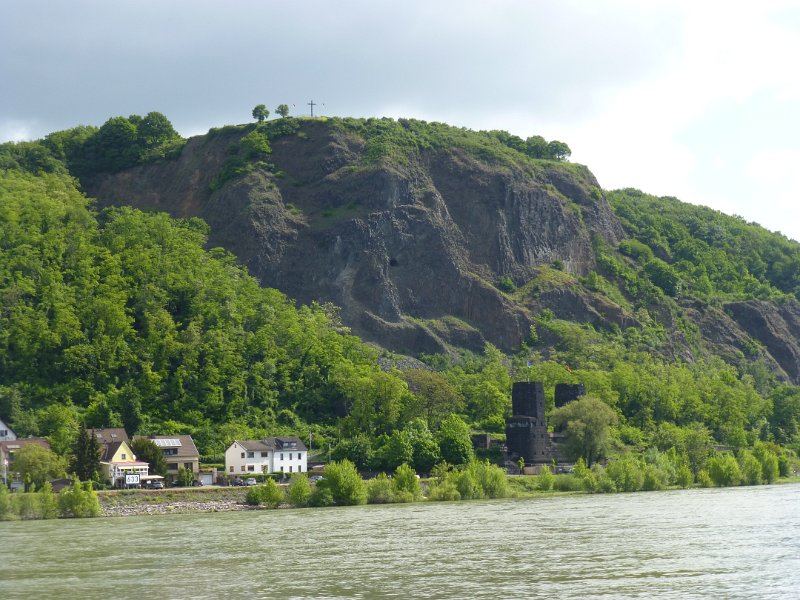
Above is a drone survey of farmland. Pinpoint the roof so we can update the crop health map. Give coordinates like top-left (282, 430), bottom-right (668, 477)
top-left (142, 434), bottom-right (200, 459)
top-left (0, 437), bottom-right (51, 455)
top-left (236, 440), bottom-right (271, 452)
top-left (233, 436), bottom-right (307, 453)
top-left (100, 441), bottom-right (125, 462)
top-left (91, 428), bottom-right (129, 445)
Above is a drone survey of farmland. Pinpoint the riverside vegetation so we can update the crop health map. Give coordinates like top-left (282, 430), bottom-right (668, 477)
top-left (1, 110), bottom-right (800, 522)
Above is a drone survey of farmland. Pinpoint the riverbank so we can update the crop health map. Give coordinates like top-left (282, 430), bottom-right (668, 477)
top-left (98, 487), bottom-right (253, 517)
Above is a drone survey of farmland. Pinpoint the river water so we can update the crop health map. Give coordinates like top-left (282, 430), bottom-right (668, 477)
top-left (2, 484), bottom-right (799, 599)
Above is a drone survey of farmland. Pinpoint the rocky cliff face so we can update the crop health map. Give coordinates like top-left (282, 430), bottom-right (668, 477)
top-left (84, 119), bottom-right (800, 385)
top-left (87, 121), bottom-right (624, 354)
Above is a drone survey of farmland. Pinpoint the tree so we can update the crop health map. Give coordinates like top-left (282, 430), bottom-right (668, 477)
top-left (436, 414), bottom-right (474, 465)
top-left (644, 258), bottom-right (682, 296)
top-left (404, 419), bottom-right (441, 473)
top-left (130, 438), bottom-right (168, 477)
top-left (276, 104), bottom-right (290, 118)
top-left (550, 396), bottom-right (617, 467)
top-left (12, 445), bottom-right (66, 490)
top-left (545, 140), bottom-right (571, 161)
top-left (70, 424), bottom-right (101, 482)
top-left (402, 369), bottom-right (463, 428)
top-left (138, 112), bottom-right (180, 147)
top-left (177, 466), bottom-right (194, 487)
top-left (252, 104), bottom-right (269, 123)
top-left (681, 423), bottom-right (713, 476)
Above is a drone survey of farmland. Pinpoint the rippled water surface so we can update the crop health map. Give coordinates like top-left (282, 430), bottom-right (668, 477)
top-left (2, 484), bottom-right (799, 599)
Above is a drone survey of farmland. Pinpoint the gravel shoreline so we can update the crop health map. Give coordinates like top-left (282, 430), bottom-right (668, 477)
top-left (101, 499), bottom-right (256, 517)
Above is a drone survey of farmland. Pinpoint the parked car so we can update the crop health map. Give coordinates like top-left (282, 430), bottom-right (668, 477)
top-left (245, 477), bottom-right (258, 486)
top-left (150, 480), bottom-right (164, 490)
top-left (230, 478), bottom-right (246, 486)
top-left (309, 475), bottom-right (324, 483)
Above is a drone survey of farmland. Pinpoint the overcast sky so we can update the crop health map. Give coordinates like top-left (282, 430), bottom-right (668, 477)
top-left (3, 0), bottom-right (800, 240)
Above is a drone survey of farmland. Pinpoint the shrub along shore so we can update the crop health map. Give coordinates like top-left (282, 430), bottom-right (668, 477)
top-left (3, 453), bottom-right (796, 521)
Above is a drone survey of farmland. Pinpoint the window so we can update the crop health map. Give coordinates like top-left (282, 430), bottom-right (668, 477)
top-left (0, 430), bottom-right (7, 436)
top-left (248, 465), bottom-right (255, 472)
top-left (247, 452), bottom-right (254, 458)
top-left (229, 466), bottom-right (234, 473)
top-left (184, 462), bottom-right (193, 471)
top-left (280, 453), bottom-right (284, 460)
top-left (241, 466), bottom-right (245, 472)
top-left (241, 452), bottom-right (245, 458)
top-left (289, 453), bottom-right (293, 460)
top-left (121, 453), bottom-right (126, 460)
top-left (261, 451), bottom-right (269, 458)
top-left (289, 466), bottom-right (293, 473)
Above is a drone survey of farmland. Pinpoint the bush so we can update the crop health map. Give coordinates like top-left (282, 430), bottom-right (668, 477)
top-left (58, 478), bottom-right (100, 518)
top-left (319, 460), bottom-right (367, 506)
top-left (0, 485), bottom-right (11, 520)
top-left (537, 466), bottom-right (555, 491)
top-left (308, 484), bottom-right (334, 507)
top-left (739, 451), bottom-right (762, 486)
top-left (246, 479), bottom-right (284, 507)
top-left (707, 454), bottom-right (742, 487)
top-left (470, 460), bottom-right (509, 499)
top-left (606, 456), bottom-right (644, 492)
top-left (427, 479), bottom-right (461, 501)
top-left (641, 464), bottom-right (668, 491)
top-left (367, 473), bottom-right (394, 504)
top-left (392, 464), bottom-right (422, 502)
top-left (39, 482), bottom-right (59, 519)
top-left (452, 469), bottom-right (480, 500)
top-left (753, 443), bottom-right (780, 483)
top-left (287, 474), bottom-right (311, 507)
top-left (553, 474), bottom-right (584, 492)
top-left (696, 469), bottom-right (713, 488)
top-left (675, 464), bottom-right (694, 488)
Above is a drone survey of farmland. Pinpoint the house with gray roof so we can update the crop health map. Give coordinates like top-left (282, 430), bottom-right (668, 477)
top-left (224, 436), bottom-right (307, 478)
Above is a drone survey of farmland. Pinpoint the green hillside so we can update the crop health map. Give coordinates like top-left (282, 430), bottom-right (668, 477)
top-left (1, 114), bottom-right (799, 481)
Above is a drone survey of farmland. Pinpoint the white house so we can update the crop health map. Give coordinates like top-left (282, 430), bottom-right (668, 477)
top-left (225, 436), bottom-right (307, 477)
top-left (0, 418), bottom-right (16, 441)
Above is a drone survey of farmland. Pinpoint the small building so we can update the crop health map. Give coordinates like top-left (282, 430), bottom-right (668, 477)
top-left (144, 435), bottom-right (200, 484)
top-left (225, 437), bottom-right (307, 477)
top-left (0, 418), bottom-right (17, 441)
top-left (100, 440), bottom-right (149, 488)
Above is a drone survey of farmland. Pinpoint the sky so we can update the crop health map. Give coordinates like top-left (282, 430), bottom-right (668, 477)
top-left (2, 0), bottom-right (800, 240)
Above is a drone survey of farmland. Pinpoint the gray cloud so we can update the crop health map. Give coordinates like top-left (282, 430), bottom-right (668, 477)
top-left (1, 0), bottom-right (682, 139)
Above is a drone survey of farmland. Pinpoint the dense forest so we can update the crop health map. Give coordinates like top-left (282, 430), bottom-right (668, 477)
top-left (1, 112), bottom-right (799, 485)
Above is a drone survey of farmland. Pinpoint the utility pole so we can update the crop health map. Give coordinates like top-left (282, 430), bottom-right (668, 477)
top-left (308, 100), bottom-right (316, 117)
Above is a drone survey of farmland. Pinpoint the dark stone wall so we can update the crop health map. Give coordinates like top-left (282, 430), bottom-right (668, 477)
top-left (506, 417), bottom-right (550, 463)
top-left (554, 383), bottom-right (586, 408)
top-left (511, 381), bottom-right (545, 420)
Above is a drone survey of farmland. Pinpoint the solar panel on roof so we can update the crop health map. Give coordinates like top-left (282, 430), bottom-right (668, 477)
top-left (153, 438), bottom-right (182, 447)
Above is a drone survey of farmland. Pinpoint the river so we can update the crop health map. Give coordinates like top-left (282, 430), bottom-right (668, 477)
top-left (2, 484), bottom-right (799, 599)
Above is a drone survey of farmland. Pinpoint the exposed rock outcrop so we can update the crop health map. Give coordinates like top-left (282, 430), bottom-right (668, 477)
top-left (88, 121), bottom-right (623, 354)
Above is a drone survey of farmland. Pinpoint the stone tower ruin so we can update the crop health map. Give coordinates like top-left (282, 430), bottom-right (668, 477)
top-left (505, 381), bottom-right (551, 465)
